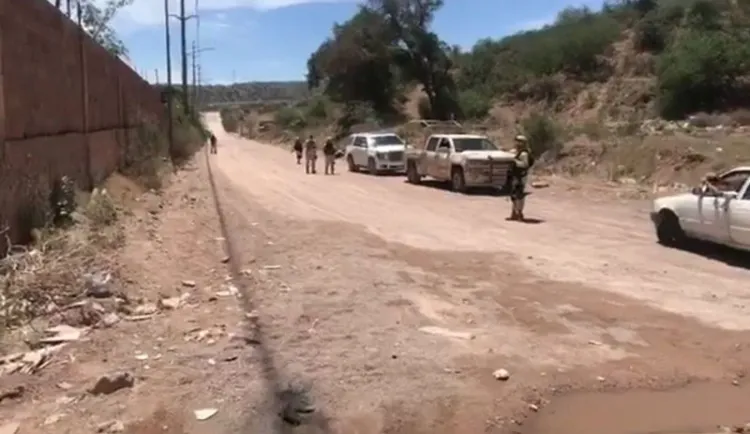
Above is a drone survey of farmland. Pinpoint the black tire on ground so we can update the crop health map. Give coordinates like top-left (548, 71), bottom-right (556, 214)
top-left (656, 210), bottom-right (686, 247)
top-left (406, 161), bottom-right (421, 184)
top-left (347, 155), bottom-right (358, 172)
top-left (368, 158), bottom-right (380, 176)
top-left (451, 167), bottom-right (467, 193)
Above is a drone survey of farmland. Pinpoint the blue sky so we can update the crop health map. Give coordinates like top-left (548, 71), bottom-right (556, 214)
top-left (110, 0), bottom-right (604, 84)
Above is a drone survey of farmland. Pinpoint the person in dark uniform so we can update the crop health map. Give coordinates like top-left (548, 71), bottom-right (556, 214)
top-left (292, 137), bottom-right (304, 164)
top-left (209, 133), bottom-right (218, 154)
top-left (323, 137), bottom-right (336, 175)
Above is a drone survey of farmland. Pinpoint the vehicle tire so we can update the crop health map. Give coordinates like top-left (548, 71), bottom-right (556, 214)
top-left (451, 167), bottom-right (467, 193)
top-left (347, 155), bottom-right (358, 172)
top-left (407, 161), bottom-right (421, 184)
top-left (368, 158), bottom-right (380, 176)
top-left (656, 210), bottom-right (686, 247)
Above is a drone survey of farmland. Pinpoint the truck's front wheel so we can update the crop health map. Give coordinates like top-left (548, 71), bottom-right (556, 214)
top-left (407, 161), bottom-right (421, 184)
top-left (451, 167), bottom-right (467, 193)
top-left (347, 155), bottom-right (358, 172)
top-left (368, 158), bottom-right (380, 176)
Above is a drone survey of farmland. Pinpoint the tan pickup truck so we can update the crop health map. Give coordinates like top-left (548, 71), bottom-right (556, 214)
top-left (405, 133), bottom-right (517, 193)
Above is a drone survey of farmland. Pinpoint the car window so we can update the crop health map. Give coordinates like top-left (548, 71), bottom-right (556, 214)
top-left (426, 137), bottom-right (439, 151)
top-left (353, 136), bottom-right (365, 147)
top-left (720, 171), bottom-right (750, 192)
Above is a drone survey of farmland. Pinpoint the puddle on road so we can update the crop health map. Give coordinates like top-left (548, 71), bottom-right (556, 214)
top-left (524, 381), bottom-right (750, 434)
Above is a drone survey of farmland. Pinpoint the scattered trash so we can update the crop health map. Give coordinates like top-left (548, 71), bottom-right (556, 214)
top-left (97, 420), bottom-right (125, 433)
top-left (194, 408), bottom-right (218, 421)
top-left (493, 369), bottom-right (510, 381)
top-left (0, 344), bottom-right (65, 376)
top-left (89, 372), bottom-right (134, 395)
top-left (181, 280), bottom-right (197, 288)
top-left (221, 256), bottom-right (230, 263)
top-left (134, 353), bottom-right (149, 361)
top-left (57, 382), bottom-right (72, 390)
top-left (263, 265), bottom-right (281, 270)
top-left (418, 326), bottom-right (475, 340)
top-left (528, 403), bottom-right (539, 412)
top-left (596, 376), bottom-right (606, 382)
top-left (40, 325), bottom-right (86, 344)
top-left (588, 340), bottom-right (602, 346)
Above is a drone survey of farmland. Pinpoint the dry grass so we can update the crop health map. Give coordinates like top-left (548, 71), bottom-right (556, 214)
top-left (0, 189), bottom-right (123, 335)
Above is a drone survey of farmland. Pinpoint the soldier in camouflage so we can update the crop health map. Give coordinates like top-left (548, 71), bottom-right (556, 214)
top-left (509, 135), bottom-right (533, 221)
top-left (304, 135), bottom-right (317, 174)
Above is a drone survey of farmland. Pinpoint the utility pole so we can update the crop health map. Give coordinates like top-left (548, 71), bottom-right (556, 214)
top-left (180, 0), bottom-right (188, 113)
top-left (190, 44), bottom-right (214, 110)
top-left (164, 0), bottom-right (174, 156)
top-left (168, 2), bottom-right (196, 114)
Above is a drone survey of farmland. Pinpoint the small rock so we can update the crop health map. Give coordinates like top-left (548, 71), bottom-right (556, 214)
top-left (493, 369), bottom-right (510, 381)
top-left (158, 297), bottom-right (181, 310)
top-left (732, 379), bottom-right (740, 386)
top-left (57, 382), bottom-right (72, 390)
top-left (85, 272), bottom-right (113, 298)
top-left (221, 256), bottom-right (230, 264)
top-left (528, 404), bottom-right (539, 412)
top-left (531, 181), bottom-right (549, 189)
top-left (40, 325), bottom-right (85, 344)
top-left (100, 313), bottom-right (120, 327)
top-left (263, 265), bottom-right (281, 270)
top-left (97, 420), bottom-right (125, 433)
top-left (89, 372), bottom-right (135, 395)
top-left (44, 413), bottom-right (65, 425)
top-left (181, 280), bottom-right (197, 288)
top-left (194, 408), bottom-right (218, 420)
top-left (132, 303), bottom-right (158, 315)
top-left (596, 376), bottom-right (606, 382)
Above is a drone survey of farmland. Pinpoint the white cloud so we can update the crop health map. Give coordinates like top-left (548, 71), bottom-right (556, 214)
top-left (114, 0), bottom-right (354, 29)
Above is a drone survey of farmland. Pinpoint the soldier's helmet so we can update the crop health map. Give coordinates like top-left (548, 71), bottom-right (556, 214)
top-left (514, 135), bottom-right (529, 148)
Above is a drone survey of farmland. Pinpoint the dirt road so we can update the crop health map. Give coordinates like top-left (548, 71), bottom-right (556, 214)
top-left (203, 112), bottom-right (750, 434)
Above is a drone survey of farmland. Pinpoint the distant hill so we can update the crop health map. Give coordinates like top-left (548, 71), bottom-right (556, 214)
top-left (196, 81), bottom-right (309, 106)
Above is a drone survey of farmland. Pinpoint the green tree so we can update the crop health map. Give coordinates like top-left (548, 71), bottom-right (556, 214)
top-left (53, 0), bottom-right (133, 56)
top-left (657, 29), bottom-right (749, 118)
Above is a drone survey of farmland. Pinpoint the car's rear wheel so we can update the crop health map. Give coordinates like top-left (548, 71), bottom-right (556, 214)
top-left (656, 210), bottom-right (686, 247)
top-left (451, 167), bottom-right (467, 193)
top-left (406, 161), bottom-right (421, 184)
top-left (347, 155), bottom-right (358, 172)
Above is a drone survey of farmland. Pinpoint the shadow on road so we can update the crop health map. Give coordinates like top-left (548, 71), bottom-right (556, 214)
top-left (669, 240), bottom-right (750, 270)
top-left (403, 179), bottom-right (510, 197)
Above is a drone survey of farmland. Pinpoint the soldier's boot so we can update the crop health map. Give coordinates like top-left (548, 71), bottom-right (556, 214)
top-left (305, 159), bottom-right (311, 174)
top-left (516, 198), bottom-right (526, 221)
top-left (509, 200), bottom-right (520, 220)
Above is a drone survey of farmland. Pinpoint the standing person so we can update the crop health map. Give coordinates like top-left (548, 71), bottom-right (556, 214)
top-left (304, 135), bottom-right (317, 174)
top-left (292, 137), bottom-right (304, 164)
top-left (209, 133), bottom-right (217, 154)
top-left (323, 137), bottom-right (336, 175)
top-left (508, 135), bottom-right (534, 221)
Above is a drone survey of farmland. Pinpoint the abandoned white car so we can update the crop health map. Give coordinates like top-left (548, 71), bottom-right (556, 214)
top-left (651, 167), bottom-right (750, 251)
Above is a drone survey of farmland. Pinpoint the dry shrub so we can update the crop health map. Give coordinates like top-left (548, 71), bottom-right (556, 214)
top-left (121, 117), bottom-right (169, 190)
top-left (0, 189), bottom-right (123, 332)
top-left (729, 109), bottom-right (750, 126)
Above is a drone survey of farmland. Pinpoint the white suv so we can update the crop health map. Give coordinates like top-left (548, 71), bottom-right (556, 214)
top-left (344, 132), bottom-right (407, 175)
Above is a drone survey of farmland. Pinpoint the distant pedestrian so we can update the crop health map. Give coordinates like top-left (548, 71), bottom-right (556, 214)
top-left (209, 133), bottom-right (217, 154)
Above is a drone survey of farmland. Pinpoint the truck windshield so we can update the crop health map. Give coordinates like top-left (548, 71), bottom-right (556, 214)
top-left (370, 135), bottom-right (404, 146)
top-left (452, 138), bottom-right (498, 152)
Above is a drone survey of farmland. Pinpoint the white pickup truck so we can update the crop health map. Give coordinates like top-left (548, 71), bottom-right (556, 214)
top-left (344, 132), bottom-right (407, 175)
top-left (651, 167), bottom-right (750, 251)
top-left (405, 133), bottom-right (517, 193)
